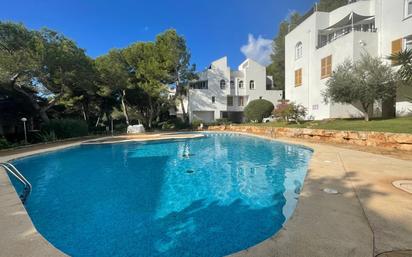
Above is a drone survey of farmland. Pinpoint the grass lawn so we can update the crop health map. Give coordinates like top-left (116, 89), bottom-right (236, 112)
top-left (241, 117), bottom-right (412, 134)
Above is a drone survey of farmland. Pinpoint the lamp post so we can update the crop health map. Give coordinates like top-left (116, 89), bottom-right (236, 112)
top-left (21, 117), bottom-right (27, 144)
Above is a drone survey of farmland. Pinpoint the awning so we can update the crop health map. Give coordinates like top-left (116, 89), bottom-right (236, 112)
top-left (319, 12), bottom-right (375, 34)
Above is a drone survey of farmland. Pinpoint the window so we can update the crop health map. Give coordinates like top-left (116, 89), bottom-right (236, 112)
top-left (295, 42), bottom-right (303, 59)
top-left (227, 96), bottom-right (233, 106)
top-left (249, 80), bottom-right (255, 90)
top-left (321, 55), bottom-right (332, 79)
top-left (189, 80), bottom-right (208, 89)
top-left (230, 80), bottom-right (235, 88)
top-left (406, 0), bottom-right (412, 17)
top-left (220, 80), bottom-right (226, 89)
top-left (238, 80), bottom-right (244, 88)
top-left (295, 69), bottom-right (302, 87)
top-left (238, 96), bottom-right (244, 106)
top-left (392, 38), bottom-right (403, 65)
top-left (212, 96), bottom-right (215, 103)
top-left (259, 96), bottom-right (262, 99)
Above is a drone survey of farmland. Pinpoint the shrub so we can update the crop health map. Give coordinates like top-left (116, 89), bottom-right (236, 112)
top-left (35, 131), bottom-right (57, 142)
top-left (160, 118), bottom-right (189, 130)
top-left (42, 119), bottom-right (89, 139)
top-left (244, 99), bottom-right (274, 122)
top-left (191, 120), bottom-right (203, 129)
top-left (215, 118), bottom-right (231, 125)
top-left (0, 137), bottom-right (12, 149)
top-left (273, 102), bottom-right (307, 124)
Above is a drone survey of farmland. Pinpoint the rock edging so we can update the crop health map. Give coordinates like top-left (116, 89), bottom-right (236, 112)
top-left (207, 125), bottom-right (412, 151)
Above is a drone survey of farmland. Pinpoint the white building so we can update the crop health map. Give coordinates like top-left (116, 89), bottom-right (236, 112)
top-left (285, 0), bottom-right (412, 120)
top-left (182, 57), bottom-right (283, 123)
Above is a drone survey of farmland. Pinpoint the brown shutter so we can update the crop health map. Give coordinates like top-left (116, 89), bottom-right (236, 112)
top-left (321, 55), bottom-right (332, 78)
top-left (295, 69), bottom-right (302, 87)
top-left (321, 58), bottom-right (325, 78)
top-left (327, 55), bottom-right (332, 77)
top-left (391, 38), bottom-right (403, 65)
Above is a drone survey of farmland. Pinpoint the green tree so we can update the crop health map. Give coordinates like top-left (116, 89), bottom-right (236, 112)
top-left (123, 42), bottom-right (169, 128)
top-left (37, 29), bottom-right (97, 121)
top-left (267, 12), bottom-right (301, 90)
top-left (323, 54), bottom-right (398, 121)
top-left (0, 22), bottom-right (97, 123)
top-left (317, 0), bottom-right (347, 12)
top-left (0, 22), bottom-right (46, 121)
top-left (95, 49), bottom-right (132, 125)
top-left (155, 29), bottom-right (197, 122)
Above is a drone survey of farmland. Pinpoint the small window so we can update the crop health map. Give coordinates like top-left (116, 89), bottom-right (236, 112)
top-left (295, 69), bottom-right (302, 87)
top-left (249, 80), bottom-right (255, 90)
top-left (227, 96), bottom-right (233, 106)
top-left (406, 0), bottom-right (412, 17)
top-left (321, 55), bottom-right (332, 79)
top-left (212, 96), bottom-right (215, 103)
top-left (238, 96), bottom-right (244, 106)
top-left (220, 80), bottom-right (226, 89)
top-left (295, 42), bottom-right (303, 59)
top-left (259, 96), bottom-right (262, 99)
top-left (189, 80), bottom-right (208, 89)
top-left (230, 80), bottom-right (235, 88)
top-left (238, 80), bottom-right (244, 88)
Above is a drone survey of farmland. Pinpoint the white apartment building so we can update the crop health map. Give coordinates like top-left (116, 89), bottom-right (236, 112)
top-left (182, 57), bottom-right (283, 123)
top-left (285, 0), bottom-right (412, 120)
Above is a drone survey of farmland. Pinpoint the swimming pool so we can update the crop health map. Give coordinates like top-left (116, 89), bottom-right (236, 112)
top-left (9, 133), bottom-right (312, 257)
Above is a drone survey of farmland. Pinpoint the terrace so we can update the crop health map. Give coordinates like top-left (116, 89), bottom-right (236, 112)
top-left (317, 12), bottom-right (376, 49)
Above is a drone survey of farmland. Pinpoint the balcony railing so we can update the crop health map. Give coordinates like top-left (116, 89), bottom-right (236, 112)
top-left (317, 25), bottom-right (377, 49)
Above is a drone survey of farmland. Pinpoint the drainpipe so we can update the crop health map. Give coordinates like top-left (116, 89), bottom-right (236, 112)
top-left (307, 29), bottom-right (311, 116)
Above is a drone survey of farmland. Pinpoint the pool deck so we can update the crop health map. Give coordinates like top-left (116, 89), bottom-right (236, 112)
top-left (1, 132), bottom-right (412, 257)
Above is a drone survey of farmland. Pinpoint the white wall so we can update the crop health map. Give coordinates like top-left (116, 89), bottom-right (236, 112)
top-left (285, 0), bottom-right (412, 120)
top-left (187, 57), bottom-right (283, 122)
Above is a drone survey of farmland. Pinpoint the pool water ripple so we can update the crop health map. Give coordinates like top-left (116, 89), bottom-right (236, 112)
top-left (9, 133), bottom-right (312, 257)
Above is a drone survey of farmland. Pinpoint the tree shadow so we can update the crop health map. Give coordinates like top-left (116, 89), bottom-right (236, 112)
top-left (131, 197), bottom-right (286, 257)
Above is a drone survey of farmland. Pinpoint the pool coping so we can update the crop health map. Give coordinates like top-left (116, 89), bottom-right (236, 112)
top-left (1, 132), bottom-right (412, 257)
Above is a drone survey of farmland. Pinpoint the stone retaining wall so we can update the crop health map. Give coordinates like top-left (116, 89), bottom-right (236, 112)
top-left (207, 125), bottom-right (412, 151)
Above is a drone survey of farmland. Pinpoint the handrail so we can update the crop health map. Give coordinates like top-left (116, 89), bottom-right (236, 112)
top-left (0, 162), bottom-right (32, 204)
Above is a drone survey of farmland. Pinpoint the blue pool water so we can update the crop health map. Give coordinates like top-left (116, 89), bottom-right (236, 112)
top-left (10, 133), bottom-right (312, 257)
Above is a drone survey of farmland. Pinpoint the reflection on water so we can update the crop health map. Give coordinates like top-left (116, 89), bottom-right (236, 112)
top-left (10, 133), bottom-right (312, 257)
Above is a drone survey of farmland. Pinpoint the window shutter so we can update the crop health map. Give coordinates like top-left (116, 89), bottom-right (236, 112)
top-left (321, 55), bottom-right (332, 78)
top-left (327, 55), bottom-right (332, 76)
top-left (295, 69), bottom-right (302, 87)
top-left (391, 38), bottom-right (403, 65)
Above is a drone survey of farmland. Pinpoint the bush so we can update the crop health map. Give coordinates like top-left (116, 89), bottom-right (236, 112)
top-left (273, 102), bottom-right (307, 124)
top-left (244, 99), bottom-right (274, 122)
top-left (35, 131), bottom-right (57, 142)
top-left (215, 118), bottom-right (231, 125)
top-left (0, 137), bottom-right (12, 149)
top-left (160, 118), bottom-right (189, 130)
top-left (191, 119), bottom-right (203, 129)
top-left (42, 119), bottom-right (89, 139)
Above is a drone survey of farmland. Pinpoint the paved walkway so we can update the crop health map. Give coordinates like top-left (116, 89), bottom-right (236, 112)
top-left (0, 133), bottom-right (411, 257)
top-left (231, 137), bottom-right (412, 257)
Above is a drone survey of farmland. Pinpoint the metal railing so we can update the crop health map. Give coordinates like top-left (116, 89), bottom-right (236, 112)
top-left (1, 162), bottom-right (32, 204)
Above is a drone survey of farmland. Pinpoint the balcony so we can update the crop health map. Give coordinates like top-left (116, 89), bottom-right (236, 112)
top-left (317, 12), bottom-right (376, 49)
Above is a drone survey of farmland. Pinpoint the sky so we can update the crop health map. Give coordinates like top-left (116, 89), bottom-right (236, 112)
top-left (0, 0), bottom-right (315, 70)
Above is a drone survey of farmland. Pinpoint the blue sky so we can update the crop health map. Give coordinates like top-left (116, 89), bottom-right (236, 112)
top-left (0, 0), bottom-right (315, 70)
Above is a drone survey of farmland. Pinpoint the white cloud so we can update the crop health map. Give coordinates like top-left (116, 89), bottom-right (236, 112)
top-left (240, 34), bottom-right (273, 66)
